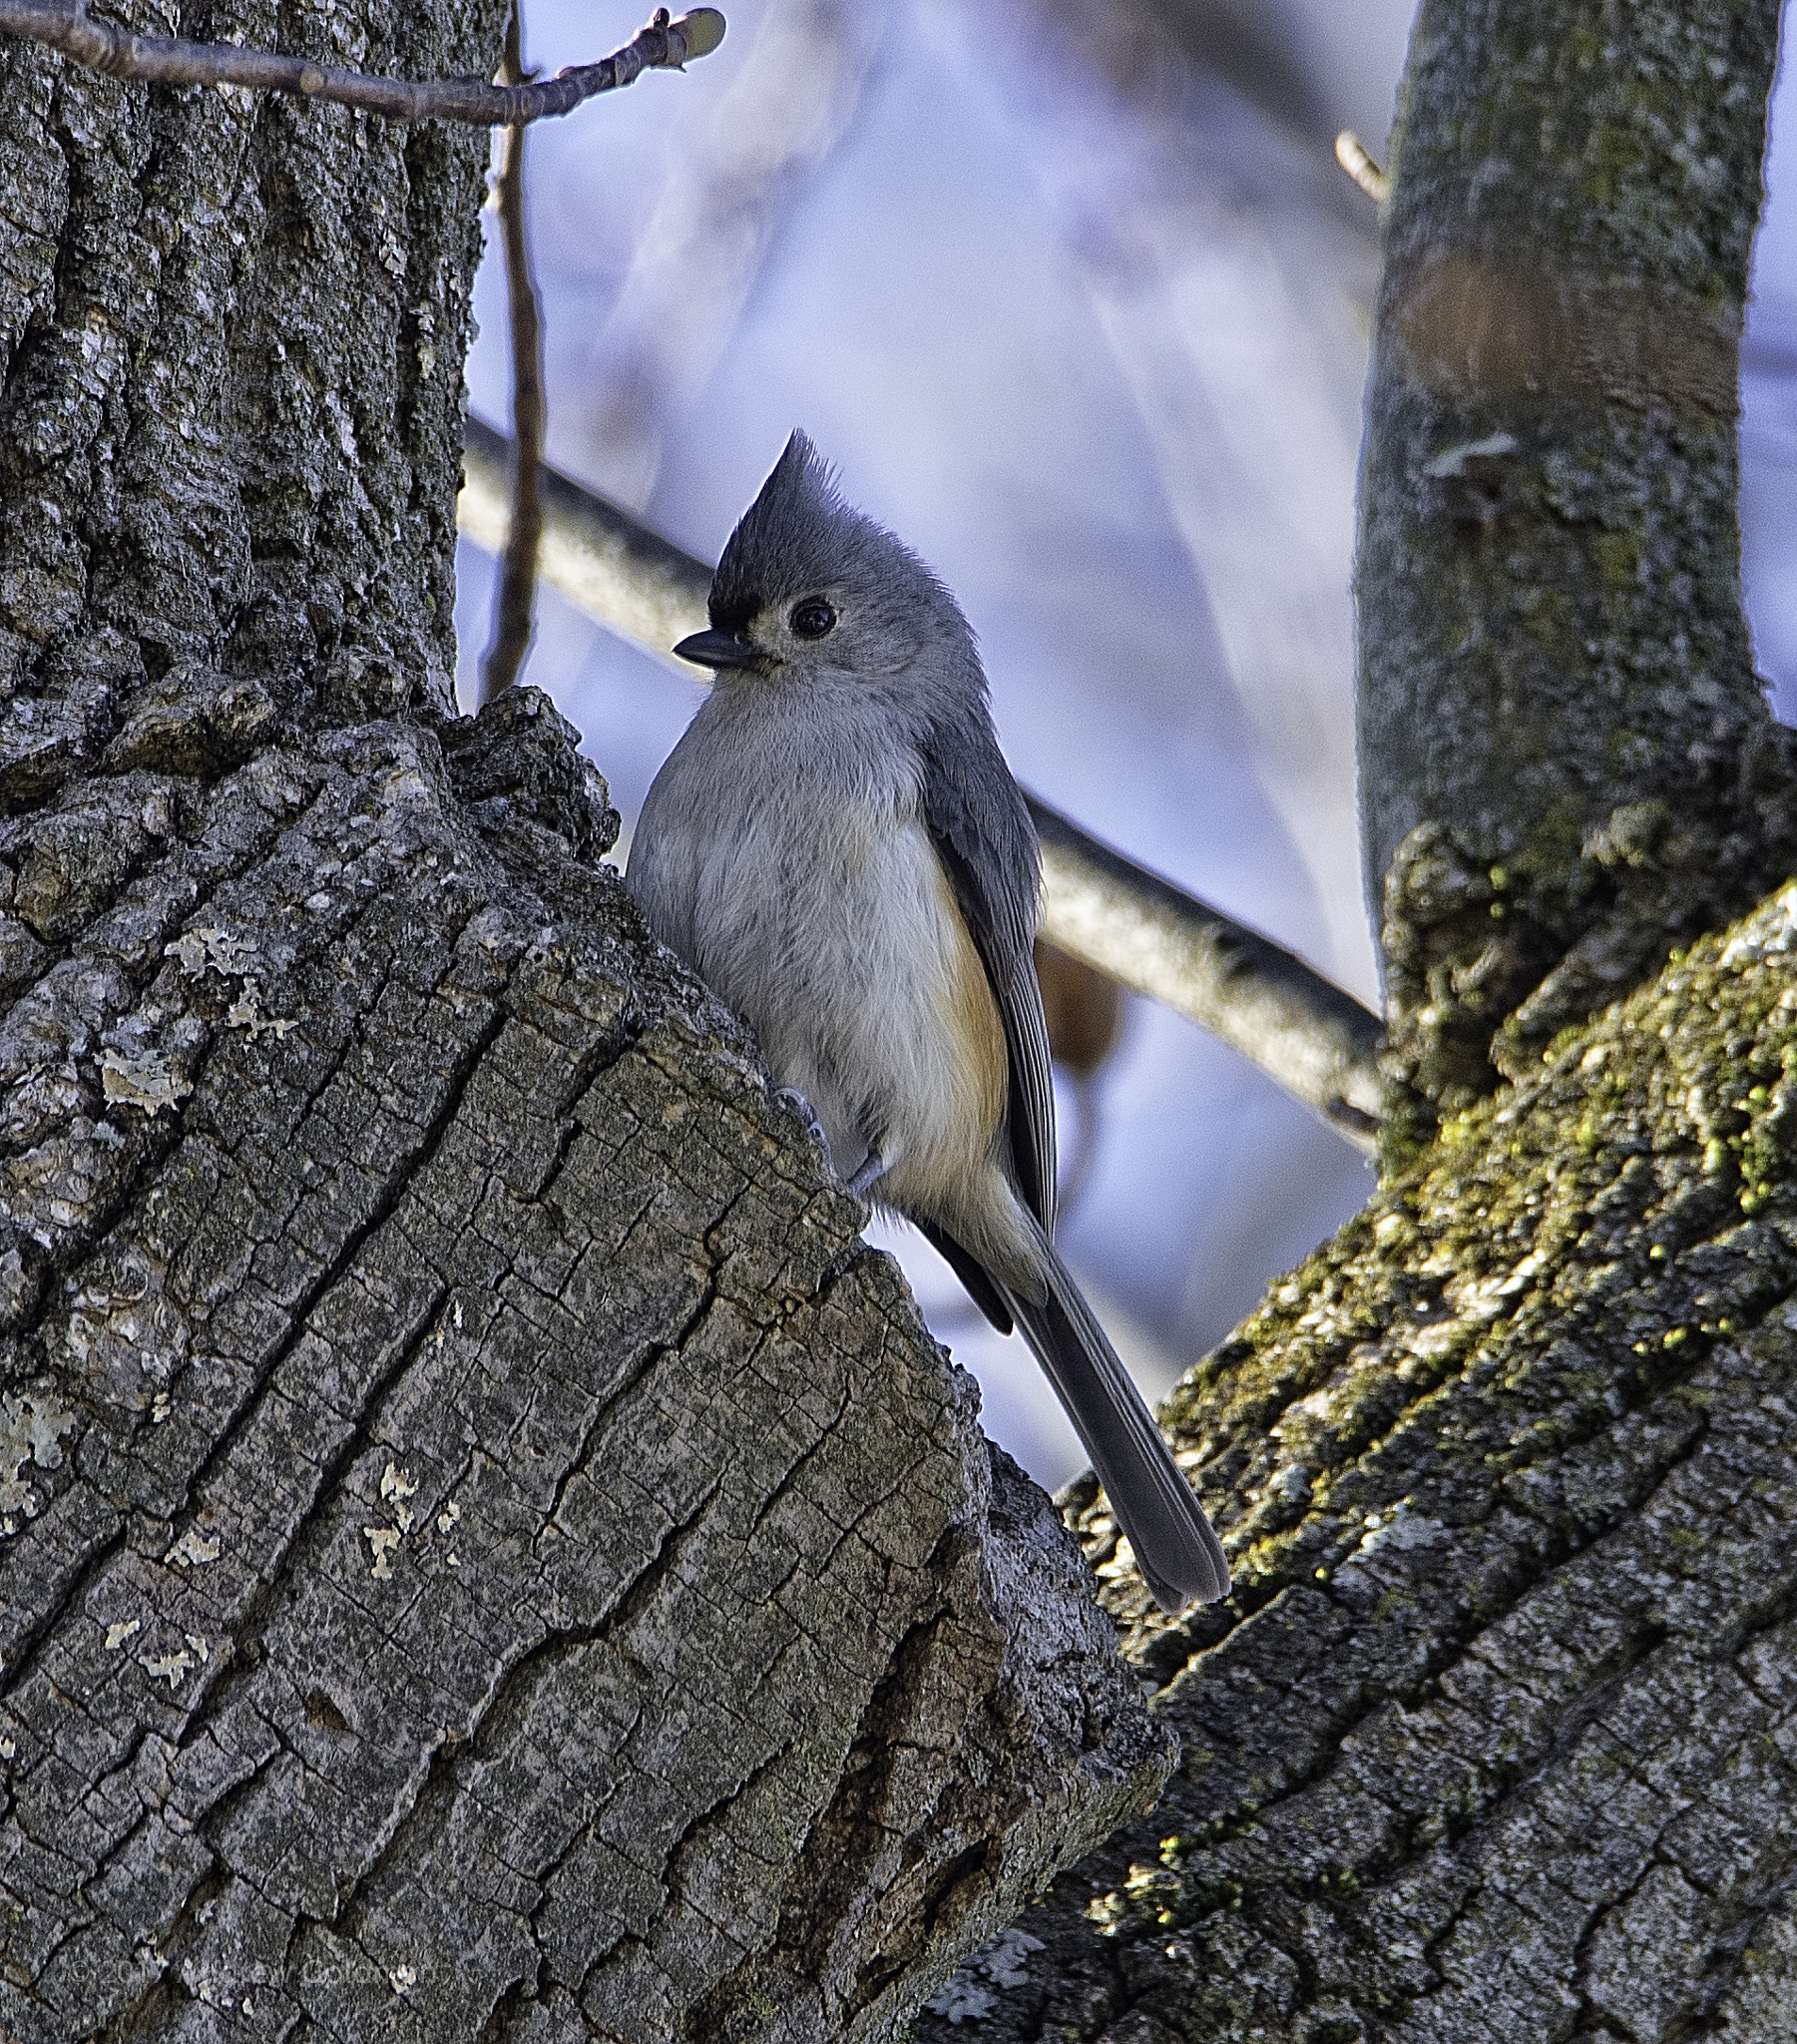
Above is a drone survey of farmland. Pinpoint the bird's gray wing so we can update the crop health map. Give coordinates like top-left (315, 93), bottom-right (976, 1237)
top-left (918, 725), bottom-right (1058, 1236)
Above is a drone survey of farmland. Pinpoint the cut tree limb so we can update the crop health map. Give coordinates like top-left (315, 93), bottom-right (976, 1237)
top-left (0, 692), bottom-right (1173, 2041)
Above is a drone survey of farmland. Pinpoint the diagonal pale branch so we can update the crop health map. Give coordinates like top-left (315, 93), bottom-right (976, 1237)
top-left (458, 413), bottom-right (717, 656)
top-left (0, 0), bottom-right (724, 125)
top-left (457, 416), bottom-right (1385, 1152)
top-left (1334, 128), bottom-right (1388, 203)
top-left (1029, 804), bottom-right (1382, 1149)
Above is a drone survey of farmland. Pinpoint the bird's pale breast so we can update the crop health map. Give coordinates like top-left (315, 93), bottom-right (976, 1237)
top-left (630, 693), bottom-right (1007, 1205)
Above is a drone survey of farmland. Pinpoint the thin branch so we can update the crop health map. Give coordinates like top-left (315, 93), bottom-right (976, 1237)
top-left (1028, 802), bottom-right (1381, 1151)
top-left (457, 417), bottom-right (1385, 1153)
top-left (478, 4), bottom-right (545, 707)
top-left (460, 413), bottom-right (708, 657)
top-left (1334, 130), bottom-right (1389, 204)
top-left (0, 0), bottom-right (725, 126)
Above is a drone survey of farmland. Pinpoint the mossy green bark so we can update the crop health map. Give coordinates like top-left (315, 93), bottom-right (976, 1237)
top-left (1357, 0), bottom-right (1797, 1163)
top-left (916, 874), bottom-right (1797, 2043)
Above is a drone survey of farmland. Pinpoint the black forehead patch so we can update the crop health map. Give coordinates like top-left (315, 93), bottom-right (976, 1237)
top-left (708, 590), bottom-right (760, 633)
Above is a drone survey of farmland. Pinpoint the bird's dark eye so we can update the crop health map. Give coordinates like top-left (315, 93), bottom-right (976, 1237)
top-left (789, 600), bottom-right (836, 640)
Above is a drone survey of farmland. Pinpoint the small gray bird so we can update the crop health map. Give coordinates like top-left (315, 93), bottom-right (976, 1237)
top-left (627, 434), bottom-right (1229, 1610)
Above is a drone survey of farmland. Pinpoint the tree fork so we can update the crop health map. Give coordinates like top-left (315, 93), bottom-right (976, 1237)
top-left (1358, 0), bottom-right (1797, 1167)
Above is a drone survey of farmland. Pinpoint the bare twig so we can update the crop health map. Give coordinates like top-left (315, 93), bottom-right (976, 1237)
top-left (0, 0), bottom-right (725, 126)
top-left (1029, 803), bottom-right (1382, 1152)
top-left (457, 418), bottom-right (1385, 1152)
top-left (1334, 130), bottom-right (1389, 204)
top-left (478, 4), bottom-right (546, 707)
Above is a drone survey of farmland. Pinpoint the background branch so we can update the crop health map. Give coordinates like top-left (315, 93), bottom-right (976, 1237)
top-left (477, 3), bottom-right (546, 706)
top-left (1030, 801), bottom-right (1382, 1149)
top-left (457, 416), bottom-right (1385, 1153)
top-left (578, 0), bottom-right (890, 507)
top-left (1334, 128), bottom-right (1388, 202)
top-left (0, 0), bottom-right (724, 125)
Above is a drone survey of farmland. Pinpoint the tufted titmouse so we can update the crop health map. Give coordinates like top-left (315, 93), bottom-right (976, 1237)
top-left (627, 434), bottom-right (1229, 1610)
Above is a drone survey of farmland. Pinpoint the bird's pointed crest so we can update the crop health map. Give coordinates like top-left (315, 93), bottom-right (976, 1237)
top-left (710, 431), bottom-right (847, 628)
top-left (705, 432), bottom-right (981, 694)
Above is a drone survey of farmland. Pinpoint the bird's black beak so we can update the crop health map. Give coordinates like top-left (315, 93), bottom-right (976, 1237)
top-left (674, 628), bottom-right (764, 672)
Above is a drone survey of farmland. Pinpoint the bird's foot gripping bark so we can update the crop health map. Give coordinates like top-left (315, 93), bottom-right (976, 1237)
top-left (771, 1082), bottom-right (832, 1161)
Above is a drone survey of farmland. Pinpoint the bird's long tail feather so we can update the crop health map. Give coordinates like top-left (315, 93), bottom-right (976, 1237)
top-left (1000, 1225), bottom-right (1229, 1611)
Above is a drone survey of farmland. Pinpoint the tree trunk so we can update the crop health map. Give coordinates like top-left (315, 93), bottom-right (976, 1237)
top-left (1361, 0), bottom-right (1796, 1167)
top-left (910, 4), bottom-right (1797, 2040)
top-left (0, 11), bottom-right (1171, 2039)
top-left (916, 876), bottom-right (1797, 2043)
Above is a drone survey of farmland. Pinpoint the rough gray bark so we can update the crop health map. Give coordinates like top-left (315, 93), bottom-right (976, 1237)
top-left (0, 11), bottom-right (1170, 2039)
top-left (903, 5), bottom-right (1797, 2039)
top-left (913, 880), bottom-right (1797, 2042)
top-left (1358, 0), bottom-right (1797, 1165)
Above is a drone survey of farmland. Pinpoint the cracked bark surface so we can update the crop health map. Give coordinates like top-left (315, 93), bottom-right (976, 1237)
top-left (0, 696), bottom-right (1169, 2041)
top-left (0, 10), bottom-right (1170, 2038)
top-left (903, 4), bottom-right (1797, 2039)
top-left (913, 875), bottom-right (1797, 2044)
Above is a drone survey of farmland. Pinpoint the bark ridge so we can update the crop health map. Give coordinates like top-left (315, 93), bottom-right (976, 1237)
top-left (0, 691), bottom-right (1171, 2042)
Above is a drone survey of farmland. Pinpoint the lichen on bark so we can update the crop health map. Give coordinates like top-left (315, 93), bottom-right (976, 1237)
top-left (1357, 0), bottom-right (1796, 1164)
top-left (916, 874), bottom-right (1797, 2043)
